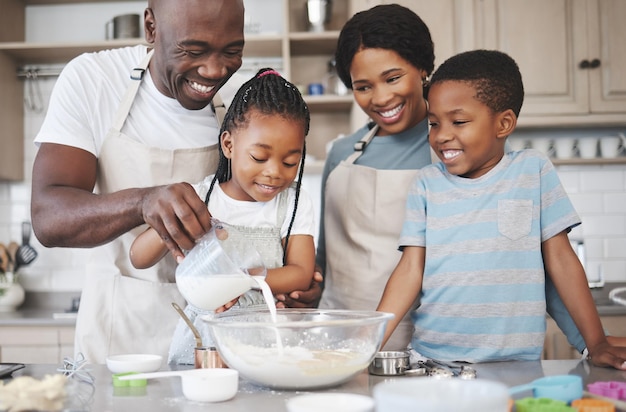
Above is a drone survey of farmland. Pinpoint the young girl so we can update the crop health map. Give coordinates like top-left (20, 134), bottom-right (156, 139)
top-left (130, 68), bottom-right (316, 364)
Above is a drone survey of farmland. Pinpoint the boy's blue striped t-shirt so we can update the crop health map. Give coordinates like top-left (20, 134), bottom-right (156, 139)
top-left (400, 149), bottom-right (581, 362)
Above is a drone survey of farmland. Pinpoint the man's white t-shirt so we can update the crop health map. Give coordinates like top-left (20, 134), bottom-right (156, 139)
top-left (34, 45), bottom-right (244, 155)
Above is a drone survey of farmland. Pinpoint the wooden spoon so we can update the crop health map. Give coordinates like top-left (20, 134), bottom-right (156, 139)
top-left (0, 243), bottom-right (9, 273)
top-left (7, 242), bottom-right (19, 273)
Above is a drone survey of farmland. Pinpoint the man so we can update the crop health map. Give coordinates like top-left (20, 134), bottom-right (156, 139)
top-left (31, 0), bottom-right (245, 363)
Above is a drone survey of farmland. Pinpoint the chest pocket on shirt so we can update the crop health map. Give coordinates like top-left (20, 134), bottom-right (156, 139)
top-left (498, 199), bottom-right (533, 240)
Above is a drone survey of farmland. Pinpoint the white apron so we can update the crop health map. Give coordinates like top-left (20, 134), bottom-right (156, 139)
top-left (319, 125), bottom-right (420, 351)
top-left (75, 50), bottom-right (222, 363)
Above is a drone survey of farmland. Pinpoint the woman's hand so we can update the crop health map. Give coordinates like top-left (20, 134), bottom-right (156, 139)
top-left (275, 270), bottom-right (323, 308)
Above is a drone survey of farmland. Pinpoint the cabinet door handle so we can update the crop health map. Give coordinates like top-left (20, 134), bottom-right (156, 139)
top-left (578, 59), bottom-right (601, 69)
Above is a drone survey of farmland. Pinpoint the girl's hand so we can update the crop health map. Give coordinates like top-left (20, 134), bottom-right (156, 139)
top-left (215, 297), bottom-right (239, 313)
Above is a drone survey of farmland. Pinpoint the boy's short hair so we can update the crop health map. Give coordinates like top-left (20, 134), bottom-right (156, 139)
top-left (429, 49), bottom-right (524, 117)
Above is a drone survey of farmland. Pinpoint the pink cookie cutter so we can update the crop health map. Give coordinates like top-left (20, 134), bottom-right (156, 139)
top-left (587, 381), bottom-right (626, 400)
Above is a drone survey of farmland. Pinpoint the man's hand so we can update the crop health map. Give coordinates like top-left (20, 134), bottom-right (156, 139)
top-left (142, 182), bottom-right (212, 259)
top-left (275, 270), bottom-right (323, 308)
top-left (31, 143), bottom-right (212, 256)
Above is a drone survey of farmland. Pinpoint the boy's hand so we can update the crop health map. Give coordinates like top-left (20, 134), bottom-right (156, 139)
top-left (587, 341), bottom-right (626, 370)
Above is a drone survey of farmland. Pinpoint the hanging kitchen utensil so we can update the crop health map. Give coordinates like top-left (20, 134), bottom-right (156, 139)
top-left (15, 221), bottom-right (37, 271)
top-left (24, 69), bottom-right (44, 113)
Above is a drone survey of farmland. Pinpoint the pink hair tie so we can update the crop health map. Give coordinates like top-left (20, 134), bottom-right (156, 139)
top-left (257, 69), bottom-right (281, 78)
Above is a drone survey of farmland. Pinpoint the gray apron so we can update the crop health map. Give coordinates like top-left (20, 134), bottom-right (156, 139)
top-left (318, 125), bottom-right (420, 350)
top-left (168, 190), bottom-right (289, 364)
top-left (76, 50), bottom-right (221, 363)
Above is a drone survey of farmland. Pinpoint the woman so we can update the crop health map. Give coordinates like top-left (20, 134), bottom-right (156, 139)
top-left (316, 4), bottom-right (434, 350)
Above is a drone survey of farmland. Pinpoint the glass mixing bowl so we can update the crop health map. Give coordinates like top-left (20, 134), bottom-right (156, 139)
top-left (203, 309), bottom-right (394, 390)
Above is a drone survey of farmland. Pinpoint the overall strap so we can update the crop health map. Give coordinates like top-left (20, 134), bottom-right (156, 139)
top-left (211, 93), bottom-right (226, 127)
top-left (111, 49), bottom-right (154, 132)
top-left (276, 182), bottom-right (293, 227)
top-left (344, 124), bottom-right (379, 165)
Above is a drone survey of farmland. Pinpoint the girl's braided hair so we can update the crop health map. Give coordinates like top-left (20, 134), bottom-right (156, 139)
top-left (205, 68), bottom-right (310, 265)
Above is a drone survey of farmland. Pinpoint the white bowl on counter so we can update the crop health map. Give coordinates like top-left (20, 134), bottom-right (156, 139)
top-left (105, 354), bottom-right (163, 374)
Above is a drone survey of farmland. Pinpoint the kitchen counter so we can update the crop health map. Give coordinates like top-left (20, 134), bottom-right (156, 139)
top-left (591, 283), bottom-right (626, 316)
top-left (0, 308), bottom-right (76, 326)
top-left (0, 291), bottom-right (78, 326)
top-left (6, 360), bottom-right (626, 411)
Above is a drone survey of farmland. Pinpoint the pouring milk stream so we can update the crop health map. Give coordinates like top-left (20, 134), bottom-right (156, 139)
top-left (175, 220), bottom-right (282, 348)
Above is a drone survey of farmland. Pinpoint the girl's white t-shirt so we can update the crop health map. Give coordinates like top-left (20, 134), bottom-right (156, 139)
top-left (194, 175), bottom-right (316, 239)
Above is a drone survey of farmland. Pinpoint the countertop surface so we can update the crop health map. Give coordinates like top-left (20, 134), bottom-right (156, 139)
top-left (5, 360), bottom-right (626, 411)
top-left (0, 308), bottom-right (77, 326)
top-left (590, 282), bottom-right (626, 315)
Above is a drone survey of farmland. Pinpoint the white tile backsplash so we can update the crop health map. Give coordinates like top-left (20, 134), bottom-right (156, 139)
top-left (580, 168), bottom-right (625, 192)
top-left (552, 163), bottom-right (626, 283)
top-left (605, 193), bottom-right (626, 214)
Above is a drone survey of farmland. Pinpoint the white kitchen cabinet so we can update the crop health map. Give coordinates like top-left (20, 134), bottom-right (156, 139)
top-left (471, 0), bottom-right (626, 127)
top-left (0, 0), bottom-right (25, 181)
top-left (0, 325), bottom-right (75, 364)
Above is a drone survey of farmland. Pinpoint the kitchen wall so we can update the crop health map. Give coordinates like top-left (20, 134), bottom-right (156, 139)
top-left (0, 2), bottom-right (625, 293)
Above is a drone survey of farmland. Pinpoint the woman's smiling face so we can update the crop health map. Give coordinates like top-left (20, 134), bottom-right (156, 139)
top-left (349, 48), bottom-right (428, 136)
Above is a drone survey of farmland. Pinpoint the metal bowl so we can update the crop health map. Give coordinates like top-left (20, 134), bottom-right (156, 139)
top-left (368, 351), bottom-right (411, 376)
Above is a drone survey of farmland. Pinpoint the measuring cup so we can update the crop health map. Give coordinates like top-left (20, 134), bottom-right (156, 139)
top-left (118, 368), bottom-right (238, 402)
top-left (508, 375), bottom-right (583, 403)
top-left (175, 219), bottom-right (266, 311)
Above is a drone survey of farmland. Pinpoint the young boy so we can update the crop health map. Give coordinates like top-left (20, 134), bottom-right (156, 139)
top-left (377, 49), bottom-right (626, 370)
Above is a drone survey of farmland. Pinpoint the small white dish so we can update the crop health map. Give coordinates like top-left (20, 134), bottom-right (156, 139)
top-left (106, 354), bottom-right (163, 374)
top-left (287, 393), bottom-right (375, 412)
